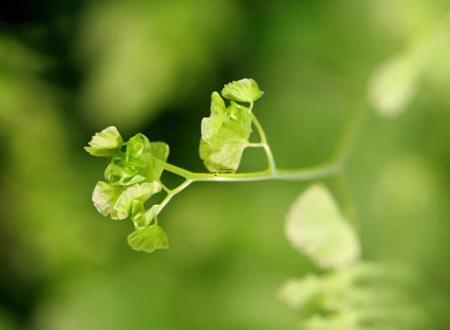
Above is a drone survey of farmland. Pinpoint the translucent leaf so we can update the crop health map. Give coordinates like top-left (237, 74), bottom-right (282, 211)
top-left (199, 95), bottom-right (253, 172)
top-left (369, 53), bottom-right (421, 117)
top-left (111, 182), bottom-right (161, 220)
top-left (104, 162), bottom-right (145, 186)
top-left (149, 142), bottom-right (169, 181)
top-left (285, 184), bottom-right (360, 269)
top-left (279, 275), bottom-right (322, 309)
top-left (221, 78), bottom-right (264, 103)
top-left (127, 224), bottom-right (169, 253)
top-left (131, 203), bottom-right (160, 229)
top-left (84, 126), bottom-right (123, 157)
top-left (125, 133), bottom-right (169, 181)
top-left (92, 181), bottom-right (123, 216)
top-left (130, 200), bottom-right (146, 229)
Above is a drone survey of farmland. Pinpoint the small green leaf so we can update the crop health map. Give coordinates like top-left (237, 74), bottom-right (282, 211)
top-left (85, 126), bottom-right (123, 157)
top-left (285, 184), bottom-right (360, 270)
top-left (104, 162), bottom-right (145, 186)
top-left (126, 133), bottom-right (152, 163)
top-left (127, 224), bottom-right (169, 253)
top-left (199, 95), bottom-right (253, 172)
top-left (125, 133), bottom-right (169, 181)
top-left (111, 182), bottom-right (161, 220)
top-left (210, 91), bottom-right (226, 115)
top-left (149, 142), bottom-right (169, 181)
top-left (221, 78), bottom-right (264, 103)
top-left (92, 181), bottom-right (123, 216)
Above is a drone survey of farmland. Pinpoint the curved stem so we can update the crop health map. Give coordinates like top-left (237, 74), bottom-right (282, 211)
top-left (154, 157), bottom-right (342, 183)
top-left (250, 111), bottom-right (276, 172)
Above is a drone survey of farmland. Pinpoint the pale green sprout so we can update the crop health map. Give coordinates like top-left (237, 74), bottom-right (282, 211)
top-left (221, 78), bottom-right (264, 103)
top-left (86, 78), bottom-right (358, 254)
top-left (84, 126), bottom-right (123, 157)
top-left (199, 91), bottom-right (254, 172)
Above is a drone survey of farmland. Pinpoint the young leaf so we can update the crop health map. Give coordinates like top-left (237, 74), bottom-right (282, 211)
top-left (127, 224), bottom-right (169, 253)
top-left (285, 184), bottom-right (360, 270)
top-left (104, 161), bottom-right (146, 186)
top-left (199, 94), bottom-right (253, 172)
top-left (221, 78), bottom-right (264, 103)
top-left (111, 182), bottom-right (161, 220)
top-left (85, 126), bottom-right (123, 157)
top-left (92, 181), bottom-right (123, 216)
top-left (125, 133), bottom-right (169, 181)
top-left (149, 142), bottom-right (169, 181)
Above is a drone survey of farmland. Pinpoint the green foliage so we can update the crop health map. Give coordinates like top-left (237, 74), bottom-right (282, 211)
top-left (279, 262), bottom-right (425, 329)
top-left (221, 78), bottom-right (264, 103)
top-left (285, 184), bottom-right (360, 270)
top-left (84, 126), bottom-right (123, 157)
top-left (127, 224), bottom-right (169, 253)
top-left (86, 127), bottom-right (169, 253)
top-left (199, 79), bottom-right (264, 172)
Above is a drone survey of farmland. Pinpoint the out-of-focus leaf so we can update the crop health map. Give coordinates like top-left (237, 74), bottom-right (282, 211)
top-left (369, 53), bottom-right (421, 117)
top-left (285, 184), bottom-right (360, 269)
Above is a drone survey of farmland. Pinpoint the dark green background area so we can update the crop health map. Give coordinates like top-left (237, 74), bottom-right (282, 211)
top-left (1, 1), bottom-right (449, 329)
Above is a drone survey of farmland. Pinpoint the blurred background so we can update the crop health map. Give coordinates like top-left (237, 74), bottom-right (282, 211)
top-left (0, 0), bottom-right (449, 329)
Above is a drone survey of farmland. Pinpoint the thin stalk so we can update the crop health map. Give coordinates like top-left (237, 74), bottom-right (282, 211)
top-left (153, 158), bottom-right (342, 183)
top-left (157, 179), bottom-right (192, 214)
top-left (249, 102), bottom-right (276, 172)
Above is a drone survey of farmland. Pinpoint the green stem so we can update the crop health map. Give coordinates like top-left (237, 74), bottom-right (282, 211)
top-left (154, 158), bottom-right (342, 183)
top-left (157, 179), bottom-right (192, 215)
top-left (249, 102), bottom-right (276, 173)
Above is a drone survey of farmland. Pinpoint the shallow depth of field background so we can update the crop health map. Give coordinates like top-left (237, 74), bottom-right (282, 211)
top-left (1, 1), bottom-right (449, 329)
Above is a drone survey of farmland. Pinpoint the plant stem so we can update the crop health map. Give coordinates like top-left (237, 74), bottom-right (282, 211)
top-left (157, 179), bottom-right (192, 215)
top-left (154, 158), bottom-right (342, 183)
top-left (249, 103), bottom-right (276, 173)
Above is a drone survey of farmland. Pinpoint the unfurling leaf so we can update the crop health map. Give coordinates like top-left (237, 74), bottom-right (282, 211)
top-left (104, 162), bottom-right (146, 186)
top-left (199, 93), bottom-right (253, 172)
top-left (92, 181), bottom-right (123, 216)
top-left (111, 182), bottom-right (161, 220)
top-left (84, 126), bottom-right (123, 157)
top-left (127, 224), bottom-right (169, 253)
top-left (285, 184), bottom-right (360, 270)
top-left (221, 78), bottom-right (264, 103)
top-left (125, 133), bottom-right (169, 181)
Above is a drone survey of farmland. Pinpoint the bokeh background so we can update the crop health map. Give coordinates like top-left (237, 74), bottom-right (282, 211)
top-left (1, 1), bottom-right (449, 329)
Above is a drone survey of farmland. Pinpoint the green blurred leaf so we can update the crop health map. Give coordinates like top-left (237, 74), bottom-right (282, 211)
top-left (285, 184), bottom-right (360, 270)
top-left (199, 93), bottom-right (253, 172)
top-left (221, 78), bottom-right (264, 103)
top-left (127, 224), bottom-right (169, 253)
top-left (85, 126), bottom-right (123, 157)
